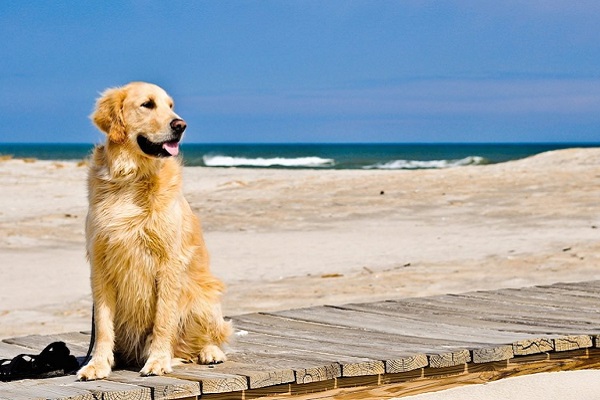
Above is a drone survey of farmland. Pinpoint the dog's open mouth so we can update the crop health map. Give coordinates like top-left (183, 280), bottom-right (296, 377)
top-left (137, 135), bottom-right (180, 157)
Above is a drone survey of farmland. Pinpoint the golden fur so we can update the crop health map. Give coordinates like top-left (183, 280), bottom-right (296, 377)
top-left (77, 82), bottom-right (232, 380)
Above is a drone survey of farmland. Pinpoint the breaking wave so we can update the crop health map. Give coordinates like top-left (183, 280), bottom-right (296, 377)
top-left (365, 156), bottom-right (487, 170)
top-left (202, 155), bottom-right (335, 168)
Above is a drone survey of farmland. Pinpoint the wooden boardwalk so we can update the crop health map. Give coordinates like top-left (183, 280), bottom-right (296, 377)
top-left (1, 280), bottom-right (600, 399)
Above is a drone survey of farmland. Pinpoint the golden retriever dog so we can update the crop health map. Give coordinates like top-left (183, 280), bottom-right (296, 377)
top-left (77, 82), bottom-right (232, 380)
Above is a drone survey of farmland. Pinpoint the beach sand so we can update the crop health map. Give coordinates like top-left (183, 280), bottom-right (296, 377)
top-left (1, 148), bottom-right (599, 397)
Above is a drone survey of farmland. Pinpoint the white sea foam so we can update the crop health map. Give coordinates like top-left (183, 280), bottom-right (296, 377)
top-left (365, 156), bottom-right (486, 170)
top-left (202, 155), bottom-right (335, 168)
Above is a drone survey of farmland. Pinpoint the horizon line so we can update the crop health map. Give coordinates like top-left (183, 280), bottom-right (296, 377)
top-left (1, 141), bottom-right (600, 146)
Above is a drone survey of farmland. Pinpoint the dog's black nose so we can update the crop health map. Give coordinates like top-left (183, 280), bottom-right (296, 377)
top-left (170, 119), bottom-right (187, 135)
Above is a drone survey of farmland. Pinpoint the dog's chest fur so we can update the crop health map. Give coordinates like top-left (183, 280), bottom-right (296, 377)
top-left (87, 151), bottom-right (187, 327)
top-left (89, 166), bottom-right (183, 264)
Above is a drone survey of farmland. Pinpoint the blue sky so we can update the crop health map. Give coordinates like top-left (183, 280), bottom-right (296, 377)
top-left (1, 1), bottom-right (599, 143)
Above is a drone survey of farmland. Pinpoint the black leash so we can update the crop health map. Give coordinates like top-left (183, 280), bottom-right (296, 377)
top-left (80, 304), bottom-right (95, 368)
top-left (0, 305), bottom-right (95, 381)
top-left (0, 342), bottom-right (79, 381)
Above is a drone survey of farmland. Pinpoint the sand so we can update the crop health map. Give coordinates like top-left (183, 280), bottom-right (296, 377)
top-left (1, 147), bottom-right (599, 397)
top-left (402, 369), bottom-right (600, 400)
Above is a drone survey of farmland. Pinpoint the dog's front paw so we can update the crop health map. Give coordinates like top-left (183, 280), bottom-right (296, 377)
top-left (140, 354), bottom-right (172, 376)
top-left (199, 345), bottom-right (227, 365)
top-left (77, 359), bottom-right (112, 381)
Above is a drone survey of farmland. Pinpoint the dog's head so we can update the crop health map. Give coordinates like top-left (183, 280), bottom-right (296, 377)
top-left (92, 82), bottom-right (186, 158)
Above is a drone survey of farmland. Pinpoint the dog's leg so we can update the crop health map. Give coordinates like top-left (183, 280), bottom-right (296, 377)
top-left (77, 278), bottom-right (116, 380)
top-left (174, 299), bottom-right (231, 364)
top-left (140, 269), bottom-right (181, 376)
top-left (199, 344), bottom-right (228, 364)
top-left (198, 304), bottom-right (231, 364)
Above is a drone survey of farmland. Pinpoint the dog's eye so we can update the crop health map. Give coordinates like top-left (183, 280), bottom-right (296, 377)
top-left (169, 103), bottom-right (174, 109)
top-left (141, 100), bottom-right (155, 109)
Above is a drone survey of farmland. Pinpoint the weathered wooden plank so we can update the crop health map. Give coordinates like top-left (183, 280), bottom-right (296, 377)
top-left (553, 335), bottom-right (593, 352)
top-left (2, 335), bottom-right (59, 352)
top-left (385, 353), bottom-right (429, 374)
top-left (486, 288), bottom-right (600, 314)
top-left (428, 349), bottom-right (471, 368)
top-left (235, 320), bottom-right (395, 358)
top-left (447, 291), bottom-right (600, 323)
top-left (423, 286), bottom-right (600, 310)
top-left (0, 375), bottom-right (93, 400)
top-left (234, 334), bottom-right (386, 378)
top-left (472, 345), bottom-right (514, 363)
top-left (554, 280), bottom-right (600, 288)
top-left (450, 291), bottom-right (600, 319)
top-left (396, 300), bottom-right (585, 338)
top-left (237, 318), bottom-right (470, 376)
top-left (407, 292), bottom-right (600, 326)
top-left (231, 339), bottom-right (341, 368)
top-left (234, 312), bottom-right (484, 352)
top-left (0, 341), bottom-right (37, 359)
top-left (383, 296), bottom-right (600, 334)
top-left (512, 338), bottom-right (554, 356)
top-left (497, 281), bottom-right (600, 296)
top-left (199, 355), bottom-right (296, 389)
top-left (234, 322), bottom-right (433, 368)
top-left (178, 359), bottom-right (293, 391)
top-left (224, 343), bottom-right (343, 385)
top-left (234, 313), bottom-right (414, 346)
top-left (3, 334), bottom-right (89, 355)
top-left (339, 361), bottom-right (385, 378)
top-left (168, 365), bottom-right (248, 394)
top-left (550, 281), bottom-right (600, 292)
top-left (68, 379), bottom-right (152, 399)
top-left (466, 285), bottom-right (600, 306)
top-left (533, 282), bottom-right (600, 296)
top-left (108, 369), bottom-right (201, 400)
top-left (272, 305), bottom-right (525, 346)
top-left (337, 301), bottom-right (551, 338)
top-left (295, 363), bottom-right (340, 384)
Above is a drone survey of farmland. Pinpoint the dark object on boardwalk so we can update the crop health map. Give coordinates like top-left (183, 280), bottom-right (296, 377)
top-left (0, 341), bottom-right (79, 381)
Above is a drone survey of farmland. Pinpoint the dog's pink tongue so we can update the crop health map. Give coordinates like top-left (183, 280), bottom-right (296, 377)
top-left (163, 141), bottom-right (180, 156)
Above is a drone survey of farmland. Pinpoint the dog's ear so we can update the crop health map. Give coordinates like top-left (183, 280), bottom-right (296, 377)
top-left (92, 87), bottom-right (127, 144)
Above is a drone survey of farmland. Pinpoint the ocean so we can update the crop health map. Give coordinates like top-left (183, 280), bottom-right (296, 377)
top-left (0, 143), bottom-right (597, 170)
